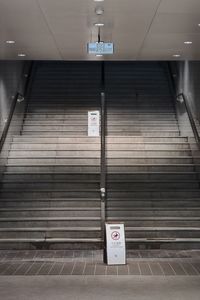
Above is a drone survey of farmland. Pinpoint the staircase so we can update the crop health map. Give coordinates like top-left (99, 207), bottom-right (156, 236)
top-left (0, 62), bottom-right (102, 249)
top-left (105, 62), bottom-right (200, 249)
top-left (0, 61), bottom-right (200, 250)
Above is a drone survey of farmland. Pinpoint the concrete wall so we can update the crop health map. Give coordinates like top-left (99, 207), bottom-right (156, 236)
top-left (0, 61), bottom-right (24, 136)
top-left (177, 61), bottom-right (200, 118)
top-left (0, 61), bottom-right (32, 179)
top-left (175, 61), bottom-right (200, 137)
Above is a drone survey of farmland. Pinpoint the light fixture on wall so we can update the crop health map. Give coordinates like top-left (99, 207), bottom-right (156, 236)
top-left (176, 94), bottom-right (184, 103)
top-left (95, 7), bottom-right (104, 15)
top-left (17, 94), bottom-right (25, 103)
top-left (173, 54), bottom-right (181, 57)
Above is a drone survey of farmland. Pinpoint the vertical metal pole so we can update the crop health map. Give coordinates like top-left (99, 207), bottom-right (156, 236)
top-left (100, 62), bottom-right (106, 258)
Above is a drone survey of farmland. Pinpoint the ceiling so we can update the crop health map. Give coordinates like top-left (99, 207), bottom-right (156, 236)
top-left (0, 0), bottom-right (200, 60)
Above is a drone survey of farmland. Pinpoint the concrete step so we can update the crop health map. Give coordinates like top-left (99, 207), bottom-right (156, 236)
top-left (5, 164), bottom-right (196, 173)
top-left (21, 131), bottom-right (181, 137)
top-left (25, 114), bottom-right (177, 121)
top-left (1, 181), bottom-right (199, 190)
top-left (106, 131), bottom-right (180, 137)
top-left (107, 217), bottom-right (200, 227)
top-left (107, 199), bottom-right (200, 208)
top-left (107, 190), bottom-right (200, 198)
top-left (0, 208), bottom-right (100, 218)
top-left (125, 227), bottom-right (200, 239)
top-left (1, 182), bottom-right (100, 189)
top-left (0, 217), bottom-right (101, 227)
top-left (12, 136), bottom-right (187, 143)
top-left (0, 198), bottom-right (199, 209)
top-left (13, 136), bottom-right (100, 143)
top-left (3, 172), bottom-right (100, 180)
top-left (0, 190), bottom-right (100, 199)
top-left (7, 158), bottom-right (100, 165)
top-left (1, 189), bottom-right (200, 199)
top-left (108, 173), bottom-right (199, 180)
top-left (27, 108), bottom-right (175, 113)
top-left (3, 173), bottom-right (101, 181)
top-left (8, 150), bottom-right (192, 158)
top-left (0, 238), bottom-right (102, 250)
top-left (7, 157), bottom-right (195, 165)
top-left (1, 227), bottom-right (199, 240)
top-left (24, 120), bottom-right (178, 125)
top-left (6, 165), bottom-right (101, 173)
top-left (107, 208), bottom-right (200, 217)
top-left (10, 143), bottom-right (101, 151)
top-left (0, 227), bottom-right (101, 239)
top-left (8, 150), bottom-right (101, 158)
top-left (107, 181), bottom-right (199, 189)
top-left (0, 198), bottom-right (100, 208)
top-left (3, 172), bottom-right (198, 181)
top-left (28, 100), bottom-right (174, 106)
top-left (28, 102), bottom-right (174, 108)
top-left (22, 125), bottom-right (179, 131)
top-left (10, 143), bottom-right (190, 151)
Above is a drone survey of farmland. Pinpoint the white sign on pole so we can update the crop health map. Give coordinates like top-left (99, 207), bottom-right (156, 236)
top-left (105, 223), bottom-right (126, 265)
top-left (88, 111), bottom-right (100, 137)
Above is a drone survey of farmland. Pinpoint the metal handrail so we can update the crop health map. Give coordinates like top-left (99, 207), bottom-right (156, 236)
top-left (177, 93), bottom-right (200, 145)
top-left (0, 92), bottom-right (20, 153)
top-left (166, 62), bottom-right (200, 147)
top-left (0, 62), bottom-right (33, 153)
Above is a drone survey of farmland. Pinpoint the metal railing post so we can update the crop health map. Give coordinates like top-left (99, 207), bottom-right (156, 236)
top-left (100, 61), bottom-right (107, 258)
top-left (100, 91), bottom-right (106, 242)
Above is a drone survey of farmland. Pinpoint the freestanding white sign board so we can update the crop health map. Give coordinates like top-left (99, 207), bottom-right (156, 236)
top-left (105, 223), bottom-right (126, 265)
top-left (88, 111), bottom-right (100, 137)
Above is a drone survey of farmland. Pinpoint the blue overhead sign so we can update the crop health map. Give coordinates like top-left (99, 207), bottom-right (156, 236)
top-left (87, 42), bottom-right (114, 55)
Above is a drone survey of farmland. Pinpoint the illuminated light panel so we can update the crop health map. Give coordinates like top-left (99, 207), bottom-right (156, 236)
top-left (6, 40), bottom-right (15, 44)
top-left (18, 53), bottom-right (26, 57)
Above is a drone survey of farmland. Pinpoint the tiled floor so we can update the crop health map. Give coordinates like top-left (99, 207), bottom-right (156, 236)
top-left (0, 250), bottom-right (200, 276)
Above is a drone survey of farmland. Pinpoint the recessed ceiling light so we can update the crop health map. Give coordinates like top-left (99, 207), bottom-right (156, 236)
top-left (6, 40), bottom-right (15, 44)
top-left (198, 24), bottom-right (200, 26)
top-left (173, 54), bottom-right (181, 57)
top-left (94, 23), bottom-right (104, 27)
top-left (184, 41), bottom-right (192, 44)
top-left (94, 0), bottom-right (104, 2)
top-left (18, 53), bottom-right (26, 57)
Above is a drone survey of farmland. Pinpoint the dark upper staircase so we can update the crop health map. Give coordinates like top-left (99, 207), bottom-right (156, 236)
top-left (0, 61), bottom-right (200, 249)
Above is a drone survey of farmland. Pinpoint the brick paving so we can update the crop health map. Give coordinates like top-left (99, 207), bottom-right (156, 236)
top-left (0, 250), bottom-right (199, 276)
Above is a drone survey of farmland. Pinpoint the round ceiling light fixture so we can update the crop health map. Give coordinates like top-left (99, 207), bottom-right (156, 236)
top-left (184, 41), bottom-right (192, 44)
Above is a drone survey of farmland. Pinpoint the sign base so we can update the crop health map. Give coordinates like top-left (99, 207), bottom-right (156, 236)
top-left (105, 223), bottom-right (126, 265)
